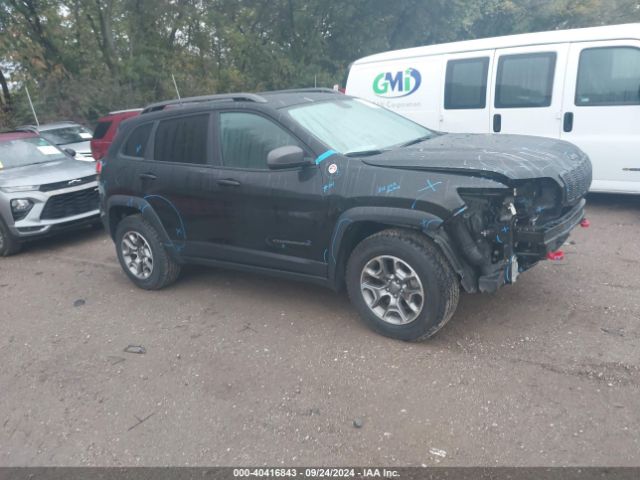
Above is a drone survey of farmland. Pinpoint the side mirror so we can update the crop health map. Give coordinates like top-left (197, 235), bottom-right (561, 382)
top-left (267, 145), bottom-right (310, 169)
top-left (64, 148), bottom-right (77, 157)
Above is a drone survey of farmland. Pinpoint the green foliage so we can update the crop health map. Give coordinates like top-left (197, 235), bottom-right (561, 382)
top-left (1, 0), bottom-right (638, 129)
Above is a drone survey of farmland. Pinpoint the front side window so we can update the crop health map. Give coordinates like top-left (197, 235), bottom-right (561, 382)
top-left (153, 114), bottom-right (209, 164)
top-left (0, 137), bottom-right (66, 170)
top-left (495, 52), bottom-right (557, 108)
top-left (123, 123), bottom-right (153, 158)
top-left (445, 57), bottom-right (489, 109)
top-left (287, 98), bottom-right (434, 155)
top-left (576, 47), bottom-right (640, 106)
top-left (220, 112), bottom-right (302, 169)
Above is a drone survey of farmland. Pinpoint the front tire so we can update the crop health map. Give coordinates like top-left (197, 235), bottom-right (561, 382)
top-left (0, 219), bottom-right (22, 256)
top-left (114, 214), bottom-right (181, 290)
top-left (346, 229), bottom-right (459, 341)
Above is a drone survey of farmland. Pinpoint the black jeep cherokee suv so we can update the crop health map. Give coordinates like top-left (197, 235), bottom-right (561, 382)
top-left (100, 89), bottom-right (591, 341)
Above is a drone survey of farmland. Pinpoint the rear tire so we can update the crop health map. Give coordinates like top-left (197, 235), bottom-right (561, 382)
top-left (346, 228), bottom-right (459, 341)
top-left (0, 219), bottom-right (22, 257)
top-left (114, 214), bottom-right (181, 290)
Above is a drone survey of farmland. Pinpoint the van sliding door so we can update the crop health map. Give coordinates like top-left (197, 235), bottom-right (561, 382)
top-left (561, 41), bottom-right (640, 193)
top-left (439, 51), bottom-right (494, 133)
top-left (490, 44), bottom-right (569, 138)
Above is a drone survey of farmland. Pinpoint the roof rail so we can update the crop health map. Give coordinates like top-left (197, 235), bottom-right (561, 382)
top-left (141, 93), bottom-right (267, 114)
top-left (262, 88), bottom-right (340, 95)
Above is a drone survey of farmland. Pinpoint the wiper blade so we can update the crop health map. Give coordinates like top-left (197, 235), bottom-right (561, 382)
top-left (344, 149), bottom-right (385, 157)
top-left (399, 135), bottom-right (432, 148)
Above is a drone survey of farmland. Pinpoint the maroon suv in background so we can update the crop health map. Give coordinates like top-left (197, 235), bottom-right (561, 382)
top-left (90, 108), bottom-right (142, 161)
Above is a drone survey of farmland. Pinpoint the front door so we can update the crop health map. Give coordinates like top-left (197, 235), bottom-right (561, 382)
top-left (560, 41), bottom-right (640, 193)
top-left (490, 44), bottom-right (569, 137)
top-left (206, 110), bottom-right (328, 276)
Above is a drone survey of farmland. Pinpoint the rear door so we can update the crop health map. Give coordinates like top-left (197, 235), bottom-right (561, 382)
top-left (130, 113), bottom-right (224, 256)
top-left (439, 51), bottom-right (494, 133)
top-left (490, 44), bottom-right (569, 137)
top-left (560, 41), bottom-right (640, 193)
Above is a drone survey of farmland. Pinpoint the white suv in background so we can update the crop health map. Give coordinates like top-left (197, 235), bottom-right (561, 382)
top-left (18, 121), bottom-right (95, 161)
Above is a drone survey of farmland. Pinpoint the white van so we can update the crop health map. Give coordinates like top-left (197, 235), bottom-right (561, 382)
top-left (346, 24), bottom-right (640, 194)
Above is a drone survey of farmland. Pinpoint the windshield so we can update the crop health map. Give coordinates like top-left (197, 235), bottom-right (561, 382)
top-left (40, 125), bottom-right (93, 145)
top-left (287, 98), bottom-right (434, 155)
top-left (0, 137), bottom-right (66, 170)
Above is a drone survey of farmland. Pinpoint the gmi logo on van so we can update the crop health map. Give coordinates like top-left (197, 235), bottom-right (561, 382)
top-left (373, 68), bottom-right (422, 98)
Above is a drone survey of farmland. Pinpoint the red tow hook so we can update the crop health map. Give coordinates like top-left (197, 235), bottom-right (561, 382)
top-left (580, 218), bottom-right (590, 228)
top-left (546, 250), bottom-right (564, 261)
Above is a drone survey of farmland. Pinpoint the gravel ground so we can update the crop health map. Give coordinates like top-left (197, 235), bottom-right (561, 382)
top-left (1, 193), bottom-right (639, 467)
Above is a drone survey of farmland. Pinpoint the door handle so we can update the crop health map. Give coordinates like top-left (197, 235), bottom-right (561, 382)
top-left (563, 112), bottom-right (574, 133)
top-left (138, 173), bottom-right (157, 181)
top-left (493, 114), bottom-right (502, 133)
top-left (218, 178), bottom-right (241, 187)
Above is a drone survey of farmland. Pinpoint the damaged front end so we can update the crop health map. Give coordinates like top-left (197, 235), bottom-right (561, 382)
top-left (448, 176), bottom-right (587, 293)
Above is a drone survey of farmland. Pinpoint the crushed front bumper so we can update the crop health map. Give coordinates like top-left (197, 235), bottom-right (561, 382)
top-left (515, 199), bottom-right (586, 256)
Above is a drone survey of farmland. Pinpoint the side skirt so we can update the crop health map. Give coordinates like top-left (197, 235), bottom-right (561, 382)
top-left (181, 256), bottom-right (333, 289)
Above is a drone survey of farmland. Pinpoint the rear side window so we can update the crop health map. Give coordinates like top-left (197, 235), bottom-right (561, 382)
top-left (122, 123), bottom-right (153, 158)
top-left (495, 52), bottom-right (557, 108)
top-left (576, 47), bottom-right (640, 106)
top-left (445, 57), bottom-right (489, 109)
top-left (220, 112), bottom-right (302, 169)
top-left (93, 121), bottom-right (112, 139)
top-left (153, 114), bottom-right (209, 164)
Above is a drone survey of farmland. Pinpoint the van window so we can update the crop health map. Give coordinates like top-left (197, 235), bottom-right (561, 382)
top-left (576, 47), bottom-right (640, 106)
top-left (495, 52), bottom-right (556, 108)
top-left (220, 112), bottom-right (302, 169)
top-left (154, 114), bottom-right (209, 164)
top-left (445, 57), bottom-right (489, 109)
top-left (123, 123), bottom-right (152, 158)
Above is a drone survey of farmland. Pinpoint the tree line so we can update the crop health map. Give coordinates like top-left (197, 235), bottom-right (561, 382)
top-left (1, 0), bottom-right (639, 129)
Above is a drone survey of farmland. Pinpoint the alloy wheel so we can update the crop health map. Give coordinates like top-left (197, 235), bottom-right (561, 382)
top-left (121, 231), bottom-right (154, 280)
top-left (360, 255), bottom-right (424, 325)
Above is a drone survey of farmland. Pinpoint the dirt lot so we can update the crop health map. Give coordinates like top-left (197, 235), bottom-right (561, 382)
top-left (1, 194), bottom-right (639, 466)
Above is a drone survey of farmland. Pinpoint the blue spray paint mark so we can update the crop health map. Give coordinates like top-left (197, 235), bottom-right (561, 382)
top-left (330, 218), bottom-right (353, 263)
top-left (322, 181), bottom-right (335, 194)
top-left (417, 180), bottom-right (442, 193)
top-left (502, 225), bottom-right (509, 233)
top-left (376, 182), bottom-right (401, 194)
top-left (315, 150), bottom-right (337, 165)
top-left (495, 234), bottom-right (503, 244)
top-left (453, 206), bottom-right (468, 217)
top-left (411, 180), bottom-right (444, 209)
top-left (143, 194), bottom-right (187, 242)
top-left (136, 144), bottom-right (142, 154)
top-left (421, 218), bottom-right (442, 230)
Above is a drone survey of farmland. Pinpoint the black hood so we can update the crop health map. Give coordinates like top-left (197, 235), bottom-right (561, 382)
top-left (363, 133), bottom-right (590, 186)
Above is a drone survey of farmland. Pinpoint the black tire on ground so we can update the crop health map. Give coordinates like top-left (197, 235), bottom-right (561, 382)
top-left (0, 218), bottom-right (22, 257)
top-left (114, 214), bottom-right (181, 290)
top-left (346, 228), bottom-right (459, 341)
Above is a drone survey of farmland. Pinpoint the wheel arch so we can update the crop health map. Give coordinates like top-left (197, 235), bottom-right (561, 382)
top-left (106, 195), bottom-right (179, 260)
top-left (327, 207), bottom-right (458, 291)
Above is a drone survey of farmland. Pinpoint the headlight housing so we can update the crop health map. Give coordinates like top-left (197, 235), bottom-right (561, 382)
top-left (1, 185), bottom-right (39, 193)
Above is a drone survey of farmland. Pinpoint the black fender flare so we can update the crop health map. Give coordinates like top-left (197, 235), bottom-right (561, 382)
top-left (106, 195), bottom-right (183, 261)
top-left (326, 206), bottom-right (478, 293)
top-left (327, 207), bottom-right (449, 280)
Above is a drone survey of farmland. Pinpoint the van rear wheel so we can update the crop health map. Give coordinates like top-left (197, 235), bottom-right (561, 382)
top-left (346, 229), bottom-right (459, 341)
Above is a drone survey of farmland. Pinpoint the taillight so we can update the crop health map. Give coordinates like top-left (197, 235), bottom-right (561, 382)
top-left (96, 160), bottom-right (103, 174)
